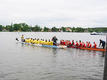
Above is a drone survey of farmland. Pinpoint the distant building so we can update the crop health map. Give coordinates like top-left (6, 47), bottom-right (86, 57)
top-left (2, 29), bottom-right (8, 32)
top-left (58, 28), bottom-right (62, 32)
top-left (66, 27), bottom-right (72, 32)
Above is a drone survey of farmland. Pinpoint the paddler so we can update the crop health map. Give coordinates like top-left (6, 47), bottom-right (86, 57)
top-left (30, 38), bottom-right (33, 44)
top-left (79, 40), bottom-right (82, 47)
top-left (93, 42), bottom-right (97, 48)
top-left (67, 40), bottom-right (72, 47)
top-left (32, 39), bottom-right (35, 44)
top-left (82, 42), bottom-right (86, 47)
top-left (45, 40), bottom-right (48, 45)
top-left (88, 42), bottom-right (92, 48)
top-left (52, 36), bottom-right (58, 45)
top-left (48, 39), bottom-right (51, 45)
top-left (75, 41), bottom-right (79, 47)
top-left (71, 40), bottom-right (75, 46)
top-left (99, 39), bottom-right (105, 49)
top-left (65, 40), bottom-right (69, 46)
top-left (42, 39), bottom-right (45, 45)
top-left (67, 40), bottom-right (74, 48)
top-left (60, 40), bottom-right (63, 45)
top-left (33, 38), bottom-right (37, 44)
top-left (62, 40), bottom-right (66, 45)
top-left (21, 35), bottom-right (24, 42)
top-left (36, 39), bottom-right (39, 44)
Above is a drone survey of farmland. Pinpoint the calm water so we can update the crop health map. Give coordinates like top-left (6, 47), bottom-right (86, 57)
top-left (0, 32), bottom-right (106, 80)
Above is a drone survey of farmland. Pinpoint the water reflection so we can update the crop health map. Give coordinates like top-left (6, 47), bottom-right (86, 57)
top-left (21, 43), bottom-right (24, 47)
top-left (52, 49), bottom-right (57, 57)
top-left (101, 52), bottom-right (105, 57)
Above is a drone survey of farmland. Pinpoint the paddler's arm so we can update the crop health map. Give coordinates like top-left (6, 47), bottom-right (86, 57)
top-left (99, 41), bottom-right (102, 47)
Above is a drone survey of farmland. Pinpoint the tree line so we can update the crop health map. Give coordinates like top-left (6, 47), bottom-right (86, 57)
top-left (0, 23), bottom-right (107, 32)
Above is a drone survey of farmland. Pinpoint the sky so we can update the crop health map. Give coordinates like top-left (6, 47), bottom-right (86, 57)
top-left (0, 0), bottom-right (107, 28)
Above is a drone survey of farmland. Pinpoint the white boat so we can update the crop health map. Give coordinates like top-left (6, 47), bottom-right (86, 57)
top-left (90, 32), bottom-right (99, 35)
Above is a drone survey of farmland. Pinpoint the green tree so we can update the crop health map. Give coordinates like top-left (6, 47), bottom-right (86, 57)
top-left (61, 27), bottom-right (66, 32)
top-left (13, 24), bottom-right (22, 31)
top-left (0, 25), bottom-right (3, 31)
top-left (20, 23), bottom-right (30, 31)
top-left (32, 25), bottom-right (42, 32)
top-left (43, 27), bottom-right (50, 32)
top-left (75, 27), bottom-right (85, 32)
top-left (51, 27), bottom-right (58, 32)
top-left (71, 27), bottom-right (76, 32)
top-left (87, 28), bottom-right (93, 32)
top-left (6, 25), bottom-right (14, 31)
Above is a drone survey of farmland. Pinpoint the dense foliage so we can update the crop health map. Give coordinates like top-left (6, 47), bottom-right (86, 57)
top-left (0, 23), bottom-right (107, 32)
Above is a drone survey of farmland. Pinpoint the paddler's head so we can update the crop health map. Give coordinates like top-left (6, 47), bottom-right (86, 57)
top-left (45, 40), bottom-right (47, 42)
top-left (100, 39), bottom-right (102, 42)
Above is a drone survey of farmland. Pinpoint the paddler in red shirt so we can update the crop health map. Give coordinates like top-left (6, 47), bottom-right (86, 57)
top-left (93, 42), bottom-right (97, 48)
top-left (62, 40), bottom-right (66, 45)
top-left (86, 42), bottom-right (89, 47)
top-left (82, 42), bottom-right (86, 47)
top-left (79, 40), bottom-right (82, 47)
top-left (60, 40), bottom-right (63, 45)
top-left (67, 40), bottom-right (72, 48)
top-left (75, 41), bottom-right (79, 47)
top-left (71, 40), bottom-right (75, 46)
top-left (68, 40), bottom-right (71, 45)
top-left (88, 42), bottom-right (92, 48)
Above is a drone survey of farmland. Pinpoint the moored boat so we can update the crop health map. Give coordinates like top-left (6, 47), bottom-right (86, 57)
top-left (90, 32), bottom-right (99, 35)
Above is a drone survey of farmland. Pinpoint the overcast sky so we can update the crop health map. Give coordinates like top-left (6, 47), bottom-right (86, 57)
top-left (0, 0), bottom-right (107, 27)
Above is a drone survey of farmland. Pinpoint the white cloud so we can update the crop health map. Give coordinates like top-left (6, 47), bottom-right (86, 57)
top-left (0, 0), bottom-right (107, 27)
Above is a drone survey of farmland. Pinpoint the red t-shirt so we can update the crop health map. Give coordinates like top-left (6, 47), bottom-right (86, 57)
top-left (87, 43), bottom-right (89, 47)
top-left (72, 42), bottom-right (75, 45)
top-left (79, 42), bottom-right (82, 47)
top-left (76, 43), bottom-right (79, 46)
top-left (69, 42), bottom-right (71, 45)
top-left (83, 44), bottom-right (86, 47)
top-left (93, 44), bottom-right (97, 48)
top-left (63, 42), bottom-right (66, 45)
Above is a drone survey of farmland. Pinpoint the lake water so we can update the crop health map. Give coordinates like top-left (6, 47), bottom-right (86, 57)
top-left (0, 32), bottom-right (106, 80)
